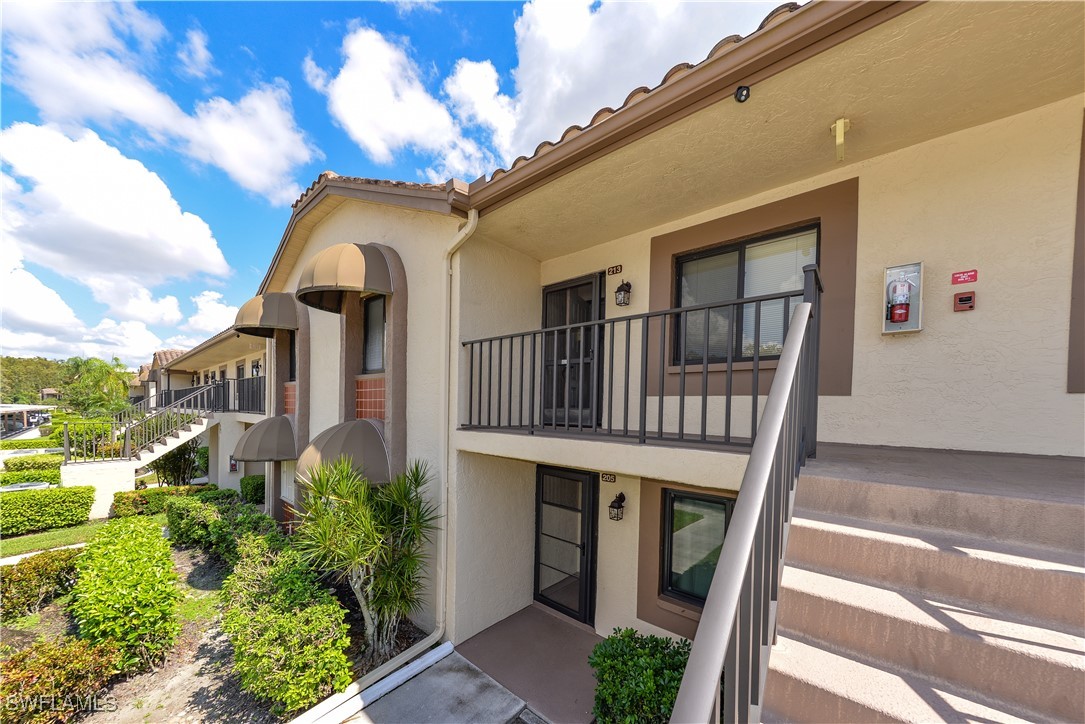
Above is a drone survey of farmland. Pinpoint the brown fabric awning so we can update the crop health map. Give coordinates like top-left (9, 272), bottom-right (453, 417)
top-left (295, 419), bottom-right (392, 484)
top-left (295, 243), bottom-right (393, 313)
top-left (233, 416), bottom-right (297, 462)
top-left (234, 292), bottom-right (299, 338)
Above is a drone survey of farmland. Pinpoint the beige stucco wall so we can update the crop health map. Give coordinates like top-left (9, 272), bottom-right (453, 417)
top-left (446, 451), bottom-right (536, 643)
top-left (478, 95), bottom-right (1084, 457)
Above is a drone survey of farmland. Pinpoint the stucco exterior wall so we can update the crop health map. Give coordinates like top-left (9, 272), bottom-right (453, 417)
top-left (484, 96), bottom-right (1084, 457)
top-left (446, 451), bottom-right (536, 644)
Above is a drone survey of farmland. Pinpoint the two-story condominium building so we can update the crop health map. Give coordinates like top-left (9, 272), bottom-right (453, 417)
top-left (171, 2), bottom-right (1084, 721)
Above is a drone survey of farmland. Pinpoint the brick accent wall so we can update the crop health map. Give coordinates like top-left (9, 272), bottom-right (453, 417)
top-left (283, 382), bottom-right (297, 415)
top-left (356, 375), bottom-right (386, 420)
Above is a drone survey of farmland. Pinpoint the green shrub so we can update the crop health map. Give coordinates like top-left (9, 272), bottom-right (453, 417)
top-left (0, 486), bottom-right (94, 535)
top-left (2, 454), bottom-right (64, 472)
top-left (147, 439), bottom-right (199, 486)
top-left (196, 488), bottom-right (239, 504)
top-left (0, 548), bottom-right (82, 620)
top-left (588, 628), bottom-right (692, 724)
top-left (70, 517), bottom-right (181, 671)
top-left (0, 637), bottom-right (121, 724)
top-left (220, 535), bottom-right (352, 714)
top-left (0, 469), bottom-right (62, 486)
top-left (165, 496), bottom-right (280, 563)
top-left (112, 483), bottom-right (216, 517)
top-left (196, 446), bottom-right (209, 474)
top-left (165, 497), bottom-right (220, 548)
top-left (239, 474), bottom-right (265, 505)
top-left (0, 439), bottom-right (61, 451)
top-left (36, 425), bottom-right (55, 438)
top-left (64, 423), bottom-right (115, 457)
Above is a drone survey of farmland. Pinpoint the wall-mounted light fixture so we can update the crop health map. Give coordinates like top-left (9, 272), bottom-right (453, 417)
top-left (615, 280), bottom-right (632, 307)
top-left (251, 360), bottom-right (261, 377)
top-left (609, 492), bottom-right (626, 521)
top-left (734, 85), bottom-right (751, 103)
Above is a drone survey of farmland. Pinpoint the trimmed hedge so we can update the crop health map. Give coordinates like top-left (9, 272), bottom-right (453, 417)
top-left (220, 534), bottom-right (352, 714)
top-left (165, 495), bottom-right (279, 563)
top-left (0, 438), bottom-right (61, 451)
top-left (0, 486), bottom-right (94, 536)
top-left (2, 454), bottom-right (63, 472)
top-left (112, 483), bottom-right (217, 517)
top-left (0, 469), bottom-right (62, 486)
top-left (0, 637), bottom-right (121, 724)
top-left (240, 474), bottom-right (265, 505)
top-left (588, 628), bottom-right (692, 724)
top-left (70, 517), bottom-right (181, 671)
top-left (0, 548), bottom-right (82, 621)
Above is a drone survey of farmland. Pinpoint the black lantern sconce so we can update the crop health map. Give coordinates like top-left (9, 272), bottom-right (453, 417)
top-left (615, 280), bottom-right (632, 307)
top-left (251, 360), bottom-right (261, 377)
top-left (608, 492), bottom-right (626, 521)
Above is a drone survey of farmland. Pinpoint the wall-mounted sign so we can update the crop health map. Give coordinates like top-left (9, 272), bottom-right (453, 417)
top-left (600, 472), bottom-right (617, 483)
top-left (952, 269), bottom-right (978, 285)
top-left (883, 262), bottom-right (923, 334)
top-left (606, 265), bottom-right (623, 276)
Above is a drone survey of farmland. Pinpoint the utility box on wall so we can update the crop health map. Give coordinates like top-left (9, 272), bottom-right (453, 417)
top-left (883, 262), bottom-right (923, 334)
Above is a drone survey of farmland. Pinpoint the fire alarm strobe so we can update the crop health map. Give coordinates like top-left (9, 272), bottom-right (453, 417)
top-left (953, 291), bottom-right (976, 312)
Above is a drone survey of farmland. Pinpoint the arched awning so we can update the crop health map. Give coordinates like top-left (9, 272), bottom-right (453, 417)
top-left (295, 419), bottom-right (392, 484)
top-left (295, 243), bottom-right (393, 314)
top-left (233, 415), bottom-right (297, 461)
top-left (233, 292), bottom-right (299, 338)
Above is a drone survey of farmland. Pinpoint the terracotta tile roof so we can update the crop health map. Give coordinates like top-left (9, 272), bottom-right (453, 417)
top-left (292, 171), bottom-right (447, 210)
top-left (153, 349), bottom-right (187, 368)
top-left (480, 2), bottom-right (801, 185)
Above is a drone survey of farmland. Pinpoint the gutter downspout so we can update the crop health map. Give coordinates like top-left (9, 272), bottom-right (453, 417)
top-left (291, 208), bottom-right (479, 724)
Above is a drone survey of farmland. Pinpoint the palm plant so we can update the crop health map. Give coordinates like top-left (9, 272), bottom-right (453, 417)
top-left (293, 458), bottom-right (439, 663)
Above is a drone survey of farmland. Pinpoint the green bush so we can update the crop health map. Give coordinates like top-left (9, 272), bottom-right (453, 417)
top-left (196, 446), bottom-right (209, 474)
top-left (0, 486), bottom-right (94, 535)
top-left (64, 423), bottom-right (115, 458)
top-left (239, 474), bottom-right (265, 505)
top-left (112, 483), bottom-right (216, 517)
top-left (0, 637), bottom-right (121, 724)
top-left (70, 517), bottom-right (181, 671)
top-left (36, 425), bottom-right (55, 438)
top-left (196, 488), bottom-right (240, 504)
top-left (220, 535), bottom-right (352, 714)
top-left (0, 438), bottom-right (61, 451)
top-left (0, 469), bottom-right (62, 486)
top-left (165, 496), bottom-right (279, 563)
top-left (0, 548), bottom-right (82, 621)
top-left (588, 628), bottom-right (692, 724)
top-left (2, 454), bottom-right (64, 472)
top-left (147, 439), bottom-right (200, 486)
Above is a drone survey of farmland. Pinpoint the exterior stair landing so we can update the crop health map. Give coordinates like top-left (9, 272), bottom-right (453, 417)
top-left (762, 444), bottom-right (1085, 723)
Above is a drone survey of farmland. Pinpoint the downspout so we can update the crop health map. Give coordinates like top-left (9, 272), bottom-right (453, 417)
top-left (290, 208), bottom-right (479, 724)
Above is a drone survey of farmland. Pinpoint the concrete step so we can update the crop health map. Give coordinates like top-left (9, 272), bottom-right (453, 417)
top-left (786, 511), bottom-right (1085, 629)
top-left (762, 635), bottom-right (1044, 723)
top-left (796, 473), bottom-right (1084, 553)
top-left (777, 567), bottom-right (1085, 722)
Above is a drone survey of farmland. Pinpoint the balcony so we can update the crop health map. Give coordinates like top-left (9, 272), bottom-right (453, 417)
top-left (158, 377), bottom-right (266, 415)
top-left (460, 267), bottom-right (821, 454)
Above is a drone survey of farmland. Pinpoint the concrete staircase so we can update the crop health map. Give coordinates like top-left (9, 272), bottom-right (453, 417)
top-left (762, 445), bottom-right (1085, 723)
top-left (131, 416), bottom-right (211, 465)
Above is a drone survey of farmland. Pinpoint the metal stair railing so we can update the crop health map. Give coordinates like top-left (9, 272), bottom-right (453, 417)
top-left (670, 265), bottom-right (821, 724)
top-left (114, 392), bottom-right (161, 428)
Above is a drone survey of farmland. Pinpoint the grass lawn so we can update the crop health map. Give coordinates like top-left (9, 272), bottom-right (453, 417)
top-left (672, 508), bottom-right (705, 533)
top-left (0, 514), bottom-right (167, 559)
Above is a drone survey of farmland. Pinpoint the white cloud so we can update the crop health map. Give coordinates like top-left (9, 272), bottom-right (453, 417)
top-left (2, 1), bottom-right (315, 204)
top-left (304, 26), bottom-right (495, 182)
top-left (1, 123), bottom-right (228, 325)
top-left (386, 0), bottom-right (440, 17)
top-left (184, 291), bottom-right (239, 334)
top-left (177, 27), bottom-right (218, 79)
top-left (443, 59), bottom-right (516, 161)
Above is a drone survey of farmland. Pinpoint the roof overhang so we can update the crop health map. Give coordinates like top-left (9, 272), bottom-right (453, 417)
top-left (233, 416), bottom-right (297, 462)
top-left (234, 292), bottom-right (299, 338)
top-left (295, 243), bottom-right (393, 314)
top-left (295, 419), bottom-right (392, 484)
top-left (165, 328), bottom-right (266, 371)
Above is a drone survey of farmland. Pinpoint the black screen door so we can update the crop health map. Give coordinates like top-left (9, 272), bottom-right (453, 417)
top-left (534, 466), bottom-right (598, 624)
top-left (542, 273), bottom-right (604, 428)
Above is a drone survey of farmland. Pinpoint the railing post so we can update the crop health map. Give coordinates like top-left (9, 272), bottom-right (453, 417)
top-left (802, 265), bottom-right (821, 459)
top-left (62, 422), bottom-right (70, 463)
top-left (123, 426), bottom-right (131, 459)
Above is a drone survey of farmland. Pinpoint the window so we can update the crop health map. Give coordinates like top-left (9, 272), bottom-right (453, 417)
top-left (364, 296), bottom-right (386, 373)
top-left (662, 489), bottom-right (734, 605)
top-left (675, 227), bottom-right (817, 363)
top-left (236, 363), bottom-right (245, 379)
top-left (288, 330), bottom-right (297, 382)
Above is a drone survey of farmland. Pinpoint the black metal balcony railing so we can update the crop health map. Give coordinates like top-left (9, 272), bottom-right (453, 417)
top-left (157, 377), bottom-right (265, 415)
top-left (460, 266), bottom-right (822, 450)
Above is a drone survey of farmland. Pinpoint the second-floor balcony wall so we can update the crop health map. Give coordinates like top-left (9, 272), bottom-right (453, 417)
top-left (158, 377), bottom-right (266, 415)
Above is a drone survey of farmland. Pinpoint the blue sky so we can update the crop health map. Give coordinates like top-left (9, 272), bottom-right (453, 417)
top-left (1, 0), bottom-right (777, 367)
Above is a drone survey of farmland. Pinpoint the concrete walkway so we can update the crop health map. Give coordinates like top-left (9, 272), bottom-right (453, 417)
top-left (348, 652), bottom-right (541, 724)
top-left (0, 542), bottom-right (86, 567)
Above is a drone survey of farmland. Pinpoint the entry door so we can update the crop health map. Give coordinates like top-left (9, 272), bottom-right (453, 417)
top-left (542, 274), bottom-right (605, 427)
top-left (534, 466), bottom-right (598, 624)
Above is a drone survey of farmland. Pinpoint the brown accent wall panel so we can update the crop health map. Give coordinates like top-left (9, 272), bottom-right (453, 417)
top-left (283, 382), bottom-right (297, 415)
top-left (356, 376), bottom-right (387, 420)
top-left (1069, 110), bottom-right (1085, 394)
top-left (649, 178), bottom-right (858, 396)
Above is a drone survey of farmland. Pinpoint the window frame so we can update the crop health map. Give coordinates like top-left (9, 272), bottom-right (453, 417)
top-left (660, 488), bottom-right (735, 607)
top-left (673, 223), bottom-right (820, 365)
top-left (287, 330), bottom-right (297, 382)
top-left (363, 295), bottom-right (387, 374)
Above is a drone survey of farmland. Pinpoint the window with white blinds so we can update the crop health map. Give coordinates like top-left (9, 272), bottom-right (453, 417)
top-left (676, 227), bottom-right (817, 363)
top-left (364, 296), bottom-right (386, 373)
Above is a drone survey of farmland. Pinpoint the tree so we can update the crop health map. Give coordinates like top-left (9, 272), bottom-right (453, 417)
top-left (293, 458), bottom-right (439, 664)
top-left (61, 356), bottom-right (132, 417)
top-left (147, 439), bottom-right (200, 486)
top-left (0, 356), bottom-right (65, 404)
